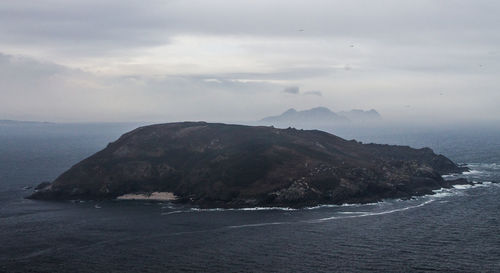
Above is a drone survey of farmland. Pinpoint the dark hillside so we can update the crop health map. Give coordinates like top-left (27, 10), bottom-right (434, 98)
top-left (29, 122), bottom-right (468, 208)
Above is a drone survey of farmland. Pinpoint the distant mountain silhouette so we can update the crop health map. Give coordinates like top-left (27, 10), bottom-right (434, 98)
top-left (338, 109), bottom-right (382, 122)
top-left (261, 107), bottom-right (348, 124)
top-left (260, 107), bottom-right (381, 128)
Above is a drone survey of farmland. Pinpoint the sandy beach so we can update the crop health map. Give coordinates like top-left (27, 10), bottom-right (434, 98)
top-left (116, 192), bottom-right (177, 201)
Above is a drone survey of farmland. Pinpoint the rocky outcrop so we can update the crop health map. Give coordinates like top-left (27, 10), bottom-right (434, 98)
top-left (28, 122), bottom-right (468, 208)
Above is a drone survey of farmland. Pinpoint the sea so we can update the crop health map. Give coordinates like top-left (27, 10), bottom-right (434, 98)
top-left (1, 122), bottom-right (499, 272)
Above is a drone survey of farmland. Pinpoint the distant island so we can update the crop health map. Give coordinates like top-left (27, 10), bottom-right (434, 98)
top-left (260, 107), bottom-right (382, 128)
top-left (29, 122), bottom-right (468, 208)
top-left (0, 119), bottom-right (54, 125)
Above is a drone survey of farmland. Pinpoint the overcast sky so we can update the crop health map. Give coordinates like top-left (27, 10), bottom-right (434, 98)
top-left (0, 0), bottom-right (499, 123)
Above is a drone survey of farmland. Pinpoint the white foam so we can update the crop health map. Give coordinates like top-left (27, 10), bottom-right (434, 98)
top-left (227, 222), bottom-right (288, 229)
top-left (431, 190), bottom-right (455, 198)
top-left (162, 198), bottom-right (425, 214)
top-left (189, 206), bottom-right (296, 212)
top-left (239, 207), bottom-right (296, 211)
top-left (312, 200), bottom-right (434, 222)
top-left (429, 179), bottom-right (499, 199)
top-left (183, 200), bottom-right (385, 213)
top-left (337, 211), bottom-right (368, 215)
top-left (161, 210), bottom-right (189, 215)
top-left (462, 170), bottom-right (483, 175)
top-left (471, 181), bottom-right (498, 188)
top-left (453, 184), bottom-right (473, 190)
top-left (304, 204), bottom-right (343, 210)
top-left (305, 201), bottom-right (383, 210)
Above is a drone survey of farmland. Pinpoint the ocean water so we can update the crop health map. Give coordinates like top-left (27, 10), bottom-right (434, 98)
top-left (1, 123), bottom-right (499, 272)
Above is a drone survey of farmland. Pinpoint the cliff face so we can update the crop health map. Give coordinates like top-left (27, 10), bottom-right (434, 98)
top-left (29, 122), bottom-right (467, 208)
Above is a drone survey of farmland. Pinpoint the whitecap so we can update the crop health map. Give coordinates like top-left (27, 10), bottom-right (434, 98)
top-left (471, 181), bottom-right (497, 188)
top-left (453, 184), bottom-right (473, 190)
top-left (431, 190), bottom-right (455, 198)
top-left (462, 170), bottom-right (483, 175)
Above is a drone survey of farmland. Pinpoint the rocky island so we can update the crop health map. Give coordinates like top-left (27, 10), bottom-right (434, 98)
top-left (29, 122), bottom-right (468, 208)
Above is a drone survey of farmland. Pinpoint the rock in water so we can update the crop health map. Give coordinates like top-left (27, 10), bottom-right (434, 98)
top-left (28, 122), bottom-right (468, 208)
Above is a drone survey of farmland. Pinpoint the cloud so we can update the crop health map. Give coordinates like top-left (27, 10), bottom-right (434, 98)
top-left (0, 52), bottom-right (290, 122)
top-left (2, 0), bottom-right (499, 62)
top-left (283, 87), bottom-right (322, 97)
top-left (303, 91), bottom-right (322, 96)
top-left (0, 1), bottom-right (499, 123)
top-left (283, 86), bottom-right (300, 94)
